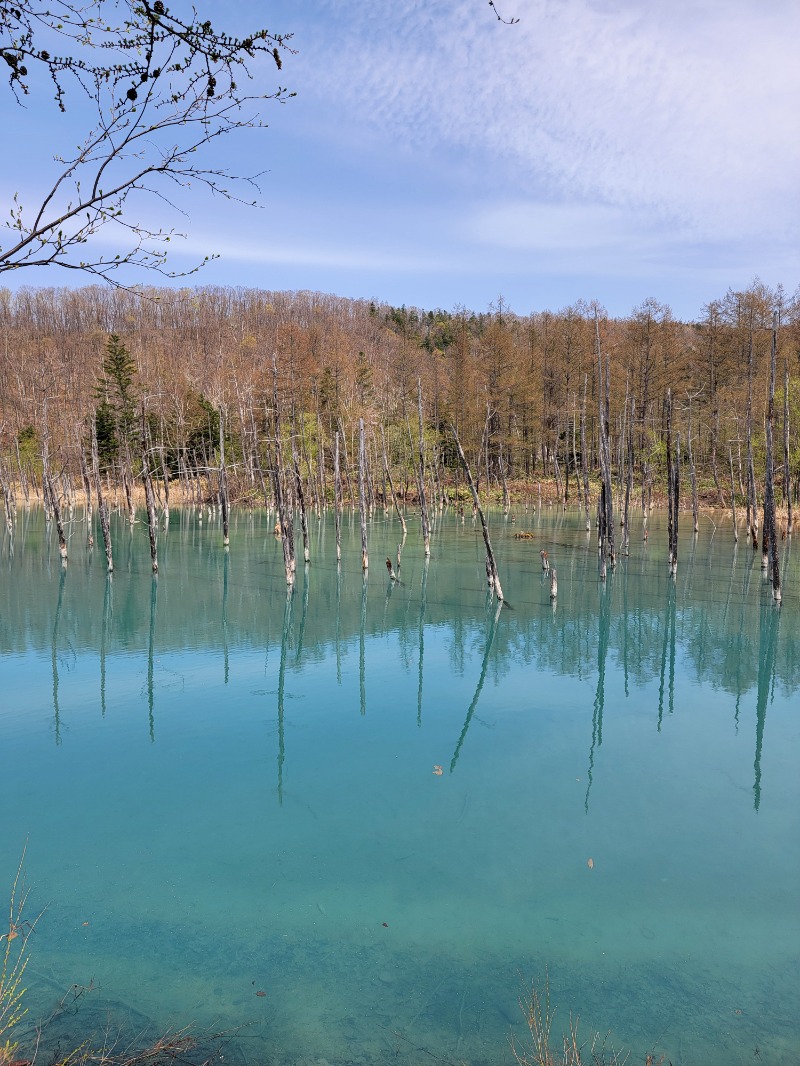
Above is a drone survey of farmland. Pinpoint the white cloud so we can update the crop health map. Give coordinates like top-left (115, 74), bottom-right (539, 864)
top-left (468, 200), bottom-right (677, 254)
top-left (302, 0), bottom-right (800, 243)
top-left (171, 235), bottom-right (453, 274)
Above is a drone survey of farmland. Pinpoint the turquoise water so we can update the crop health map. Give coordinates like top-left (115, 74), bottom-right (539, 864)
top-left (1, 505), bottom-right (799, 1066)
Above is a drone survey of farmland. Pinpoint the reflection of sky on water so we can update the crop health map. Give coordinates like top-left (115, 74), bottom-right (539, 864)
top-left (1, 508), bottom-right (798, 1066)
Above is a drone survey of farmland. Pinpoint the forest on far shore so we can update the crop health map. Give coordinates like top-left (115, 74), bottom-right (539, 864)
top-left (1, 279), bottom-right (798, 527)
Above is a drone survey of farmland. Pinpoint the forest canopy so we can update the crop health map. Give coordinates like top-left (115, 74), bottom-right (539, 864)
top-left (0, 279), bottom-right (798, 514)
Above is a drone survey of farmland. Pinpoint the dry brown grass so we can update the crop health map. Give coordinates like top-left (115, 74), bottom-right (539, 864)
top-left (510, 975), bottom-right (665, 1066)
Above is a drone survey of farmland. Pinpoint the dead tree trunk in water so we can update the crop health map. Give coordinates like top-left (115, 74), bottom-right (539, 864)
top-left (122, 437), bottom-right (136, 526)
top-left (581, 374), bottom-right (591, 531)
top-left (499, 446), bottom-right (511, 514)
top-left (78, 431), bottom-right (94, 547)
top-left (667, 391), bottom-right (674, 567)
top-left (140, 405), bottom-right (159, 573)
top-left (159, 424), bottom-right (170, 524)
top-left (451, 426), bottom-right (504, 602)
top-left (688, 429), bottom-right (699, 534)
top-left (595, 313), bottom-right (614, 575)
top-left (417, 379), bottom-right (431, 557)
top-left (0, 461), bottom-right (14, 535)
top-left (316, 414), bottom-right (326, 514)
top-left (666, 391), bottom-right (679, 578)
top-left (359, 418), bottom-right (369, 571)
top-left (710, 407), bottom-right (725, 507)
top-left (728, 447), bottom-right (738, 543)
top-left (91, 418), bottom-right (113, 572)
top-left (273, 449), bottom-right (295, 586)
top-left (746, 331), bottom-right (758, 548)
top-left (293, 444), bottom-right (310, 564)
top-left (249, 403), bottom-right (271, 514)
top-left (623, 396), bottom-right (634, 553)
top-left (334, 430), bottom-right (342, 563)
top-left (763, 313), bottom-right (781, 603)
top-left (272, 358), bottom-right (295, 586)
top-left (784, 360), bottom-right (793, 536)
top-left (671, 434), bottom-right (680, 576)
top-left (219, 406), bottom-right (230, 547)
top-left (13, 435), bottom-right (28, 504)
top-left (381, 424), bottom-right (407, 535)
top-left (552, 448), bottom-right (563, 509)
top-left (42, 417), bottom-right (67, 563)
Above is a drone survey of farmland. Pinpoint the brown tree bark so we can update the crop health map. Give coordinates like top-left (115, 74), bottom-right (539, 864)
top-left (451, 425), bottom-right (504, 602)
top-left (359, 417), bottom-right (369, 571)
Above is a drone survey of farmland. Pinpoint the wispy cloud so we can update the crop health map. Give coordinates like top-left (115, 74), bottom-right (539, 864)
top-left (468, 201), bottom-right (678, 254)
top-left (169, 235), bottom-right (454, 274)
top-left (302, 0), bottom-right (800, 243)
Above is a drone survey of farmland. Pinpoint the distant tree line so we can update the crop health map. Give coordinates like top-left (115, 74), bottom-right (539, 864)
top-left (0, 280), bottom-right (798, 527)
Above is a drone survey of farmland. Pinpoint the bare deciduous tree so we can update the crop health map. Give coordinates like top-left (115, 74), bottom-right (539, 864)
top-left (1, 0), bottom-right (294, 283)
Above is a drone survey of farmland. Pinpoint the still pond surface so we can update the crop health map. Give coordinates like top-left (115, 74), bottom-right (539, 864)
top-left (1, 506), bottom-right (799, 1066)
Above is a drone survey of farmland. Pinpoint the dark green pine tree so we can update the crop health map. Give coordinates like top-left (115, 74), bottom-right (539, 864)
top-left (94, 334), bottom-right (138, 468)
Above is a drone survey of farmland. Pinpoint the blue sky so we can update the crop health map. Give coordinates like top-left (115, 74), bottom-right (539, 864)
top-left (2, 0), bottom-right (799, 320)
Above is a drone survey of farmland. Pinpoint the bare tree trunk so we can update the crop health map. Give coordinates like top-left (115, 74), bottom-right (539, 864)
top-left (784, 360), bottom-right (793, 536)
top-left (366, 431), bottom-right (376, 518)
top-left (672, 432), bottom-right (680, 576)
top-left (728, 446), bottom-right (738, 543)
top-left (337, 416), bottom-right (354, 509)
top-left (500, 446), bottom-right (510, 515)
top-left (91, 417), bottom-right (113, 572)
top-left (417, 379), bottom-right (431, 557)
top-left (42, 415), bottom-right (67, 563)
top-left (334, 430), bottom-right (342, 562)
top-left (141, 404), bottom-right (159, 573)
top-left (711, 407), bottom-right (725, 506)
top-left (236, 393), bottom-right (253, 489)
top-left (763, 313), bottom-right (781, 602)
top-left (623, 396), bottom-right (634, 552)
top-left (293, 444), bottom-right (310, 564)
top-left (160, 438), bottom-right (170, 523)
top-left (595, 313), bottom-right (614, 573)
top-left (316, 414), bottom-right (326, 513)
top-left (451, 425), bottom-right (504, 602)
top-left (604, 345), bottom-right (614, 566)
top-left (14, 435), bottom-right (29, 504)
top-left (432, 444), bottom-right (445, 510)
top-left (0, 462), bottom-right (14, 536)
top-left (272, 358), bottom-right (295, 586)
top-left (666, 391), bottom-right (680, 579)
top-left (581, 374), bottom-right (591, 531)
top-left (688, 429), bottom-right (699, 534)
top-left (666, 390), bottom-right (679, 576)
top-left (571, 394), bottom-right (579, 509)
top-left (746, 331), bottom-right (758, 548)
top-left (381, 423), bottom-right (407, 535)
top-left (359, 417), bottom-right (369, 571)
top-left (219, 405), bottom-right (230, 547)
top-left (273, 453), bottom-right (295, 586)
top-left (77, 429), bottom-right (94, 547)
top-left (62, 470), bottom-right (75, 515)
top-left (249, 402), bottom-right (271, 513)
top-left (552, 448), bottom-right (563, 508)
top-left (737, 441), bottom-right (745, 498)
